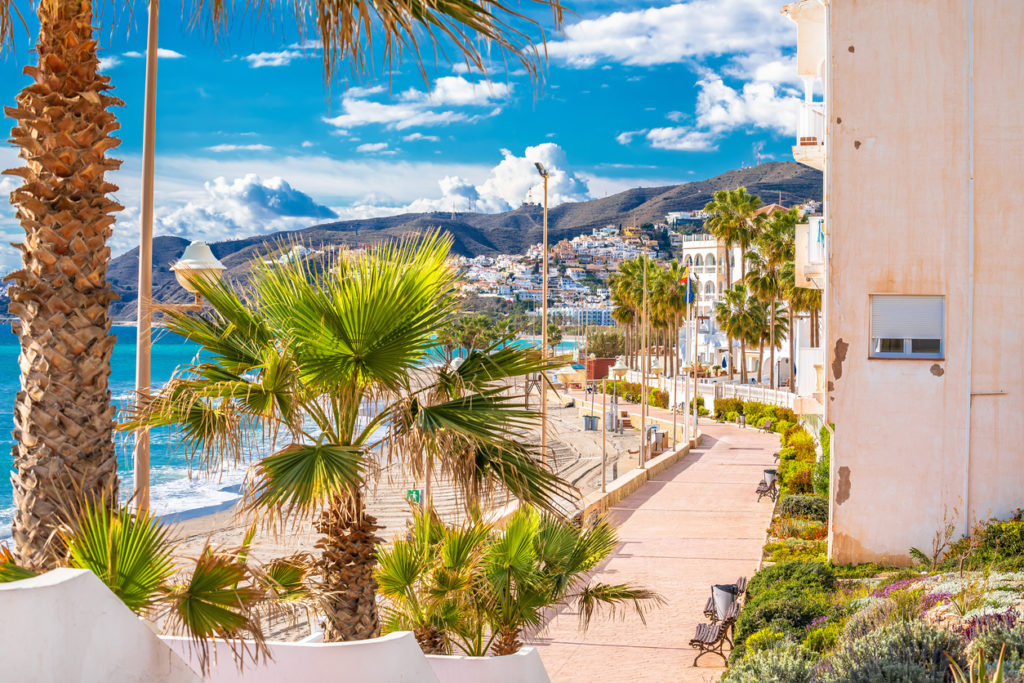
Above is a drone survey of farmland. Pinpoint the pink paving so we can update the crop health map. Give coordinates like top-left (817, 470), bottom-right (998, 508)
top-left (528, 420), bottom-right (778, 682)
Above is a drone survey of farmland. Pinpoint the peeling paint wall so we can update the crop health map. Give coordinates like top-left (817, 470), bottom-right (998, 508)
top-left (827, 0), bottom-right (1024, 565)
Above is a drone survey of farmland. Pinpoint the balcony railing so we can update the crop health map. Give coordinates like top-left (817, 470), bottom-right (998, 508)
top-left (797, 101), bottom-right (825, 145)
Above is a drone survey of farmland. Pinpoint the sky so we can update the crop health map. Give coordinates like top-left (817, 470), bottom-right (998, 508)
top-left (0, 0), bottom-right (804, 275)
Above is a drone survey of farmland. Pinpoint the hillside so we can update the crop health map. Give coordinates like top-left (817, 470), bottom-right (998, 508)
top-left (1, 162), bottom-right (822, 320)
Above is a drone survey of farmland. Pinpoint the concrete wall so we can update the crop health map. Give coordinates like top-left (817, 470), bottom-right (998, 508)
top-left (827, 0), bottom-right (1024, 563)
top-left (0, 569), bottom-right (199, 683)
top-left (164, 631), bottom-right (441, 683)
top-left (426, 647), bottom-right (550, 683)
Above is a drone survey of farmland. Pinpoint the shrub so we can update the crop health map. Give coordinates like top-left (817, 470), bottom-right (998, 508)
top-left (943, 519), bottom-right (1024, 570)
top-left (725, 410), bottom-right (740, 422)
top-left (841, 598), bottom-right (897, 641)
top-left (786, 430), bottom-right (817, 460)
top-left (775, 406), bottom-right (797, 423)
top-left (715, 397), bottom-right (743, 419)
top-left (814, 449), bottom-right (830, 496)
top-left (775, 419), bottom-right (794, 437)
top-left (720, 644), bottom-right (817, 683)
top-left (747, 560), bottom-right (836, 599)
top-left (819, 424), bottom-right (831, 459)
top-left (763, 538), bottom-right (827, 563)
top-left (778, 446), bottom-right (797, 461)
top-left (818, 621), bottom-right (966, 682)
top-left (803, 621), bottom-right (841, 653)
top-left (966, 617), bottom-right (1024, 678)
top-left (780, 460), bottom-right (815, 495)
top-left (832, 562), bottom-right (898, 579)
top-left (735, 590), bottom-right (830, 647)
top-left (783, 422), bottom-right (804, 444)
top-left (746, 628), bottom-right (787, 653)
top-left (778, 495), bottom-right (829, 522)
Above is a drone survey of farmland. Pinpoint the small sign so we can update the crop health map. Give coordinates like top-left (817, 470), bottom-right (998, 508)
top-left (406, 489), bottom-right (421, 504)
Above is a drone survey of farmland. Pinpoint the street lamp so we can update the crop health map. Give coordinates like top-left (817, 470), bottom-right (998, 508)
top-left (535, 162), bottom-right (550, 464)
top-left (133, 241), bottom-right (225, 512)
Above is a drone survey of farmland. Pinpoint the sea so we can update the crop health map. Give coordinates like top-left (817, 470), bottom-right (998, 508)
top-left (0, 325), bottom-right (578, 538)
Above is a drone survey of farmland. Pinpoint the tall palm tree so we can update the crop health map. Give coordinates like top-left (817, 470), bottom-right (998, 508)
top-left (1, 0), bottom-right (566, 570)
top-left (780, 260), bottom-right (823, 392)
top-left (749, 299), bottom-right (788, 386)
top-left (745, 208), bottom-right (797, 389)
top-left (125, 233), bottom-right (571, 641)
top-left (714, 284), bottom-right (758, 384)
top-left (703, 187), bottom-right (761, 379)
top-left (2, 0), bottom-right (124, 571)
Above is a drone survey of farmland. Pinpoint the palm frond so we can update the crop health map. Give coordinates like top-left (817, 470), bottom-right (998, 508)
top-left (574, 582), bottom-right (666, 631)
top-left (62, 500), bottom-right (176, 614)
top-left (249, 442), bottom-right (364, 515)
top-left (0, 544), bottom-right (37, 583)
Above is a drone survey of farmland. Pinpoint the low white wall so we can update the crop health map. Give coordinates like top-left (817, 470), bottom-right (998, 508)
top-left (163, 631), bottom-right (440, 683)
top-left (0, 569), bottom-right (199, 683)
top-left (427, 647), bottom-right (551, 683)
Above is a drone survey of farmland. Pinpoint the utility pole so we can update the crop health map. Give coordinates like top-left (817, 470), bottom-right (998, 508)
top-left (536, 163), bottom-right (550, 464)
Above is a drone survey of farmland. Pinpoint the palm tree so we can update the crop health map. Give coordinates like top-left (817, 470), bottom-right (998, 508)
top-left (124, 233), bottom-right (570, 642)
top-left (703, 187), bottom-right (762, 379)
top-left (1, 0), bottom-right (565, 570)
top-left (376, 506), bottom-right (662, 656)
top-left (749, 299), bottom-right (788, 385)
top-left (745, 208), bottom-right (797, 389)
top-left (715, 284), bottom-right (759, 384)
top-left (780, 260), bottom-right (823, 392)
top-left (652, 260), bottom-right (695, 376)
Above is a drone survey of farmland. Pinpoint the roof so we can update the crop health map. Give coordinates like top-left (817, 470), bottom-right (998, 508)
top-left (754, 203), bottom-right (788, 216)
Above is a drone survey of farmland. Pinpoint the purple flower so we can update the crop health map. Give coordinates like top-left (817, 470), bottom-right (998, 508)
top-left (806, 615), bottom-right (829, 631)
top-left (871, 578), bottom-right (920, 598)
top-left (960, 608), bottom-right (1019, 641)
top-left (921, 591), bottom-right (953, 611)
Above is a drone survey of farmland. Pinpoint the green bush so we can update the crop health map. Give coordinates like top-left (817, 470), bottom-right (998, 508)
top-left (774, 419), bottom-right (794, 437)
top-left (780, 459), bottom-right (815, 495)
top-left (832, 562), bottom-right (897, 579)
top-left (840, 598), bottom-right (897, 641)
top-left (786, 430), bottom-right (817, 460)
top-left (721, 644), bottom-right (817, 683)
top-left (967, 620), bottom-right (1024, 662)
top-left (778, 445), bottom-right (797, 461)
top-left (747, 560), bottom-right (836, 599)
top-left (715, 397), bottom-right (743, 419)
top-left (746, 628), bottom-right (787, 653)
top-left (803, 622), bottom-right (840, 653)
top-left (819, 425), bottom-right (831, 458)
top-left (725, 410), bottom-right (739, 422)
top-left (814, 450), bottom-right (830, 497)
top-left (819, 621), bottom-right (965, 683)
top-left (943, 519), bottom-right (1024, 570)
top-left (778, 495), bottom-right (829, 522)
top-left (763, 538), bottom-right (827, 563)
top-left (782, 422), bottom-right (804, 444)
top-left (735, 590), bottom-right (829, 647)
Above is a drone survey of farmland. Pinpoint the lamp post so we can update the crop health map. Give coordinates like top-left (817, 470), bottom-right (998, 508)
top-left (535, 162), bottom-right (550, 464)
top-left (133, 241), bottom-right (225, 512)
top-left (639, 238), bottom-right (649, 469)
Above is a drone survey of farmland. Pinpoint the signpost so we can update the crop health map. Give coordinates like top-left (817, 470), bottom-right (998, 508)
top-left (406, 489), bottom-right (422, 504)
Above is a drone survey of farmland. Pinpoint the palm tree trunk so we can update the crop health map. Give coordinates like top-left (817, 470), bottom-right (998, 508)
top-left (740, 338), bottom-right (748, 384)
top-left (414, 626), bottom-right (448, 655)
top-left (6, 0), bottom-right (123, 570)
top-left (492, 627), bottom-right (523, 656)
top-left (769, 297), bottom-right (776, 389)
top-left (788, 306), bottom-right (796, 393)
top-left (316, 492), bottom-right (384, 641)
top-left (758, 339), bottom-right (765, 385)
top-left (812, 307), bottom-right (820, 348)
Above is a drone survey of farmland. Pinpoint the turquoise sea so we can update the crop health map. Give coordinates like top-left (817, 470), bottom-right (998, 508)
top-left (1, 325), bottom-right (578, 538)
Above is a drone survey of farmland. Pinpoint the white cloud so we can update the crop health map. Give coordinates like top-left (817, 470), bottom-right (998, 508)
top-left (154, 175), bottom-right (338, 241)
top-left (122, 49), bottom-right (185, 59)
top-left (666, 111), bottom-right (685, 122)
top-left (205, 144), bottom-right (273, 153)
top-left (99, 56), bottom-right (121, 70)
top-left (615, 130), bottom-right (646, 145)
top-left (402, 133), bottom-right (440, 142)
top-left (546, 0), bottom-right (793, 68)
top-left (694, 75), bottom-right (798, 134)
top-left (356, 142), bottom-right (389, 153)
top-left (288, 39), bottom-right (323, 50)
top-left (301, 140), bottom-right (315, 148)
top-left (645, 127), bottom-right (718, 152)
top-left (245, 50), bottom-right (305, 68)
top-left (323, 76), bottom-right (509, 132)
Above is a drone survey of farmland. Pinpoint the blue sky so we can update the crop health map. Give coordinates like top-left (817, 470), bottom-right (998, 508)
top-left (0, 0), bottom-right (801, 274)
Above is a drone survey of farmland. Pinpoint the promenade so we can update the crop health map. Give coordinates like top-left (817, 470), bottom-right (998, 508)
top-left (528, 419), bottom-right (778, 682)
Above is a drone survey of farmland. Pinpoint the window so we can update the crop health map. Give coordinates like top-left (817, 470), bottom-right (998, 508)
top-left (706, 254), bottom-right (716, 266)
top-left (694, 254), bottom-right (703, 266)
top-left (869, 295), bottom-right (945, 359)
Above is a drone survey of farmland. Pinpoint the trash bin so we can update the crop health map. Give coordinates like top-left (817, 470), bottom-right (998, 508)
top-left (583, 415), bottom-right (598, 431)
top-left (764, 469), bottom-right (778, 486)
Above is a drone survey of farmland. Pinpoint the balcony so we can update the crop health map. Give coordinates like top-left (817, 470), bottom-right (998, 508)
top-left (793, 101), bottom-right (825, 170)
top-left (794, 345), bottom-right (825, 416)
top-left (795, 216), bottom-right (825, 289)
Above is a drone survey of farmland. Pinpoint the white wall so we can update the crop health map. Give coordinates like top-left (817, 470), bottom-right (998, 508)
top-left (426, 647), bottom-right (550, 683)
top-left (0, 569), bottom-right (199, 683)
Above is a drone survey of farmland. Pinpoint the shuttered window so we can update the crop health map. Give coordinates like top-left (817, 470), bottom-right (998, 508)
top-left (869, 295), bottom-right (945, 359)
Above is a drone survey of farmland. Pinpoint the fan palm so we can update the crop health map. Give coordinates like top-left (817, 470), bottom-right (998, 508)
top-left (123, 232), bottom-right (569, 641)
top-left (745, 208), bottom-right (798, 389)
top-left (715, 284), bottom-right (759, 384)
top-left (377, 506), bottom-right (662, 656)
top-left (780, 260), bottom-right (823, 391)
top-left (748, 299), bottom-right (788, 385)
top-left (1, 0), bottom-right (564, 572)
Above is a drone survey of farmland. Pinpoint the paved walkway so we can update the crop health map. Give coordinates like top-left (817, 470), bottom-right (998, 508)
top-left (528, 421), bottom-right (778, 682)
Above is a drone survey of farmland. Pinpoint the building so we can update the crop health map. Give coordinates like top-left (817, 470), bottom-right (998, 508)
top-left (784, 0), bottom-right (1024, 565)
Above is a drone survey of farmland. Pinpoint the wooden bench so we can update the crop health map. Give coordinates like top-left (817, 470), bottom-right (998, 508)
top-left (756, 479), bottom-right (778, 503)
top-left (689, 602), bottom-right (741, 666)
top-left (758, 419), bottom-right (775, 434)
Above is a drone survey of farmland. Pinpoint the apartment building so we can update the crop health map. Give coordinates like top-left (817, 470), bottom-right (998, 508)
top-left (784, 0), bottom-right (1024, 564)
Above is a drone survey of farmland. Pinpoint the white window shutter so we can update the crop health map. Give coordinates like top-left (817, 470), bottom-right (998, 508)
top-left (870, 296), bottom-right (944, 339)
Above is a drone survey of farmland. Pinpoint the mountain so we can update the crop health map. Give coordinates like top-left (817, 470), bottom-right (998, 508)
top-left (1, 162), bottom-right (822, 320)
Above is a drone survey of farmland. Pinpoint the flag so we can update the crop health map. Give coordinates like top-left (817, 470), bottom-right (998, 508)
top-left (679, 265), bottom-right (690, 285)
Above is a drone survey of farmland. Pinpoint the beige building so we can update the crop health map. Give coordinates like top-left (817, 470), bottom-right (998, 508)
top-left (785, 0), bottom-right (1024, 565)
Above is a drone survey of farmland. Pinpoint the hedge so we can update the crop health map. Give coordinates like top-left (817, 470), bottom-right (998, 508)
top-left (778, 495), bottom-right (829, 522)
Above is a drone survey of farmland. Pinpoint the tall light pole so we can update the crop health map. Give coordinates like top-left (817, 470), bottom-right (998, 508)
top-left (133, 0), bottom-right (161, 513)
top-left (536, 162), bottom-right (550, 464)
top-left (639, 236), bottom-right (648, 469)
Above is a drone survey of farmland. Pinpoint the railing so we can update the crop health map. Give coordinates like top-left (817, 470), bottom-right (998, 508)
top-left (616, 371), bottom-right (795, 410)
top-left (807, 216), bottom-right (825, 265)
